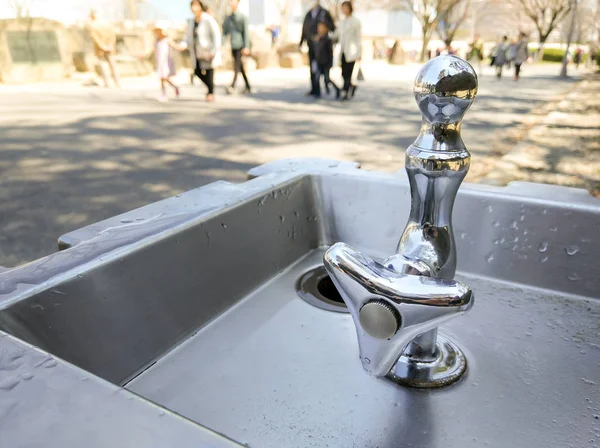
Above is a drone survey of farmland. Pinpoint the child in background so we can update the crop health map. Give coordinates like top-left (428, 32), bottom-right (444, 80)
top-left (154, 25), bottom-right (180, 102)
top-left (312, 21), bottom-right (340, 99)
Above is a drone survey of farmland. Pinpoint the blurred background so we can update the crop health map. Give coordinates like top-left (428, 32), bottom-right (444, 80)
top-left (0, 0), bottom-right (598, 268)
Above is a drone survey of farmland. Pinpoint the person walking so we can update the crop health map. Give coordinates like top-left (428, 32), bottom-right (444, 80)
top-left (507, 38), bottom-right (517, 68)
top-left (222, 0), bottom-right (252, 94)
top-left (87, 10), bottom-right (120, 88)
top-left (493, 35), bottom-right (508, 79)
top-left (335, 1), bottom-right (361, 100)
top-left (154, 25), bottom-right (180, 102)
top-left (300, 1), bottom-right (335, 97)
top-left (574, 47), bottom-right (583, 69)
top-left (467, 35), bottom-right (483, 74)
top-left (313, 21), bottom-right (340, 99)
top-left (188, 0), bottom-right (222, 102)
top-left (513, 32), bottom-right (528, 81)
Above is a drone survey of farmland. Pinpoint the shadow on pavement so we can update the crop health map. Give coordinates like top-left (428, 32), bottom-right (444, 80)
top-left (0, 73), bottom-right (579, 266)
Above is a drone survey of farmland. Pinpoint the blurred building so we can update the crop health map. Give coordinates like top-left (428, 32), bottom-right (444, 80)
top-left (1, 0), bottom-right (596, 45)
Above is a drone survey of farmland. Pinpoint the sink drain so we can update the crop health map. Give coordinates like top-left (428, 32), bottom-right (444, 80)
top-left (296, 265), bottom-right (348, 313)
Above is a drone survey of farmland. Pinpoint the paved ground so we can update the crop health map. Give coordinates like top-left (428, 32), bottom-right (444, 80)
top-left (481, 71), bottom-right (600, 195)
top-left (0, 61), bottom-right (592, 267)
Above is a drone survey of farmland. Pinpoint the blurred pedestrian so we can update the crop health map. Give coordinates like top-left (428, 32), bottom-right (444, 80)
top-left (188, 0), bottom-right (222, 102)
top-left (443, 40), bottom-right (456, 55)
top-left (269, 25), bottom-right (280, 47)
top-left (300, 1), bottom-right (335, 97)
top-left (589, 48), bottom-right (597, 68)
top-left (335, 1), bottom-right (361, 100)
top-left (513, 32), bottom-right (528, 81)
top-left (222, 0), bottom-right (252, 94)
top-left (574, 47), bottom-right (583, 69)
top-left (468, 35), bottom-right (483, 73)
top-left (493, 35), bottom-right (508, 79)
top-left (312, 22), bottom-right (339, 98)
top-left (87, 10), bottom-right (120, 88)
top-left (154, 25), bottom-right (180, 102)
top-left (507, 38), bottom-right (517, 68)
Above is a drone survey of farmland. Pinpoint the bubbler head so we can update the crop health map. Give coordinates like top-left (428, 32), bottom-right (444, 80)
top-left (413, 55), bottom-right (478, 126)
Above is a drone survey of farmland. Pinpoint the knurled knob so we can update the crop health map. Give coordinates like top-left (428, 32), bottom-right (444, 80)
top-left (359, 299), bottom-right (402, 340)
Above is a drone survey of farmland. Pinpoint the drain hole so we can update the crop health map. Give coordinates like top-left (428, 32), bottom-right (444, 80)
top-left (317, 275), bottom-right (344, 304)
top-left (296, 265), bottom-right (349, 313)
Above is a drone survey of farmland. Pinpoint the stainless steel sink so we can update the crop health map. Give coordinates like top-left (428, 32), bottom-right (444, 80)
top-left (1, 158), bottom-right (599, 448)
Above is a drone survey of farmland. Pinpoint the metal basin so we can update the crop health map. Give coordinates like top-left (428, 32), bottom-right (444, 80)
top-left (1, 159), bottom-right (598, 447)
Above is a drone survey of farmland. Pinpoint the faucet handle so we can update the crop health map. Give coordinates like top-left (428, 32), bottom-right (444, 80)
top-left (323, 242), bottom-right (473, 379)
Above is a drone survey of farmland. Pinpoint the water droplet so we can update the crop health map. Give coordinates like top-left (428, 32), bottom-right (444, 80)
top-left (20, 372), bottom-right (34, 381)
top-left (519, 215), bottom-right (525, 222)
top-left (565, 245), bottom-right (579, 256)
top-left (493, 239), bottom-right (500, 246)
top-left (175, 194), bottom-right (182, 198)
top-left (120, 219), bottom-right (133, 224)
top-left (486, 254), bottom-right (495, 263)
top-left (568, 272), bottom-right (580, 282)
top-left (294, 211), bottom-right (300, 218)
top-left (513, 236), bottom-right (519, 243)
top-left (492, 221), bottom-right (500, 227)
top-left (538, 242), bottom-right (548, 253)
top-left (460, 232), bottom-right (467, 240)
top-left (543, 209), bottom-right (548, 215)
top-left (540, 256), bottom-right (549, 263)
top-left (487, 205), bottom-right (493, 213)
top-left (510, 220), bottom-right (519, 229)
top-left (44, 359), bottom-right (57, 368)
top-left (221, 223), bottom-right (227, 230)
top-left (159, 410), bottom-right (166, 417)
top-left (136, 217), bottom-right (144, 221)
top-left (581, 378), bottom-right (597, 385)
top-left (280, 216), bottom-right (285, 223)
top-left (550, 226), bottom-right (558, 232)
top-left (0, 377), bottom-right (20, 391)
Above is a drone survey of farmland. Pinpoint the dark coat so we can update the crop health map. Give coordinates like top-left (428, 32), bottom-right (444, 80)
top-left (313, 35), bottom-right (334, 68)
top-left (299, 6), bottom-right (335, 47)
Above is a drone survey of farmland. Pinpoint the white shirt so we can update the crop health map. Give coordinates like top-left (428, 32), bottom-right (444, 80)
top-left (336, 15), bottom-right (362, 63)
top-left (187, 13), bottom-right (222, 69)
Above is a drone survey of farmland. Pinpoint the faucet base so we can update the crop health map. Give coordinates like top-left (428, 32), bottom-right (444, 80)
top-left (387, 334), bottom-right (467, 388)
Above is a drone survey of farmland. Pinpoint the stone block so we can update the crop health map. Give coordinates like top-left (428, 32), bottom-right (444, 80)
top-left (0, 18), bottom-right (72, 83)
top-left (280, 52), bottom-right (303, 68)
top-left (389, 40), bottom-right (405, 65)
top-left (252, 49), bottom-right (279, 69)
top-left (249, 28), bottom-right (272, 53)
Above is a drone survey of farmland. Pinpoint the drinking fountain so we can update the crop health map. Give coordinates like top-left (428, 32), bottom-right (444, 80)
top-left (1, 56), bottom-right (599, 448)
top-left (324, 55), bottom-right (476, 387)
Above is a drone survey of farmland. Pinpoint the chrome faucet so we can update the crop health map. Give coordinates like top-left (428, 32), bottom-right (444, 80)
top-left (324, 55), bottom-right (477, 388)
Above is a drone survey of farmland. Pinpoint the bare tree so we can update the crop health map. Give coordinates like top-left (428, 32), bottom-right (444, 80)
top-left (8, 0), bottom-right (35, 18)
top-left (402, 0), bottom-right (466, 61)
top-left (509, 0), bottom-right (574, 54)
top-left (437, 0), bottom-right (471, 47)
top-left (204, 0), bottom-right (229, 25)
top-left (275, 0), bottom-right (293, 44)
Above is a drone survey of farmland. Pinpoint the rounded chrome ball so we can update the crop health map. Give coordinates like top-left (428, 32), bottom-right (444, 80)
top-left (414, 55), bottom-right (478, 125)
